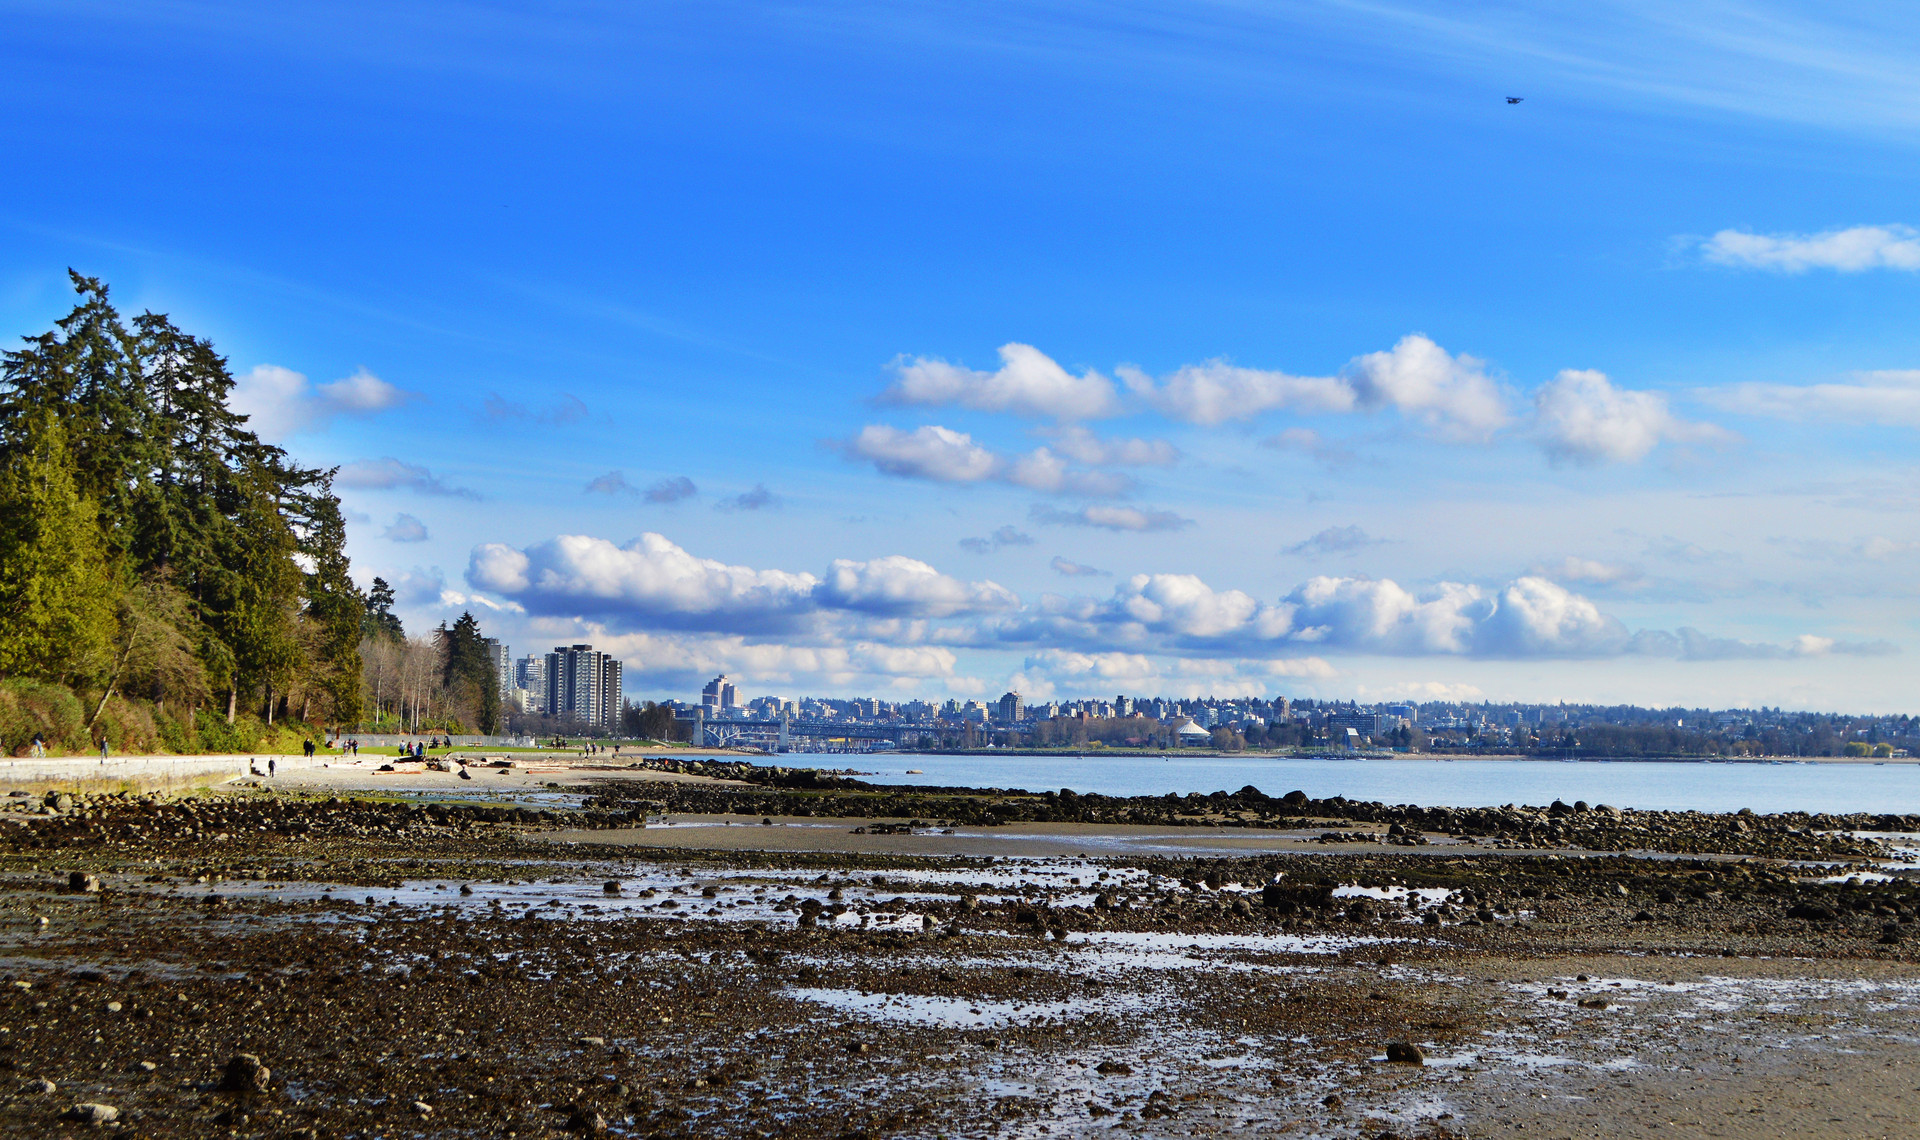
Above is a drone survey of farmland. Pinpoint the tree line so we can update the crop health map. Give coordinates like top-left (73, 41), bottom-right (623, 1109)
top-left (0, 273), bottom-right (516, 755)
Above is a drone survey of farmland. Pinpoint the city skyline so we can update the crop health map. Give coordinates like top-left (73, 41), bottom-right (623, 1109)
top-left (8, 4), bottom-right (1920, 710)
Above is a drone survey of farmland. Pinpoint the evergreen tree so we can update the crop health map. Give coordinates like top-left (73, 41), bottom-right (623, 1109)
top-left (363, 577), bottom-right (404, 640)
top-left (0, 419), bottom-right (118, 683)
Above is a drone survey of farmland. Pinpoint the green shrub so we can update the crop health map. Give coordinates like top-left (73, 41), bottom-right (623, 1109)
top-left (0, 678), bottom-right (87, 755)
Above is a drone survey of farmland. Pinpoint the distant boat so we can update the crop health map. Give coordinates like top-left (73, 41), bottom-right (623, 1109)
top-left (905, 769), bottom-right (923, 774)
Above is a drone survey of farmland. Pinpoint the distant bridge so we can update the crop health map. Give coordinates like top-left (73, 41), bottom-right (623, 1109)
top-left (682, 714), bottom-right (945, 750)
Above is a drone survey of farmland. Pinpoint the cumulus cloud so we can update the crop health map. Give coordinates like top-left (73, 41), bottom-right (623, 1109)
top-left (716, 484), bottom-right (782, 511)
top-left (483, 392), bottom-right (588, 425)
top-left (1285, 525), bottom-right (1380, 558)
top-left (959, 525), bottom-right (1034, 554)
top-left (229, 365), bottom-right (416, 441)
top-left (1122, 335), bottom-right (1507, 440)
top-left (1535, 369), bottom-right (1727, 464)
top-left (1343, 335), bottom-right (1510, 442)
top-left (1050, 556), bottom-right (1107, 577)
top-left (1030, 504), bottom-right (1194, 532)
top-left (467, 533), bottom-right (1012, 634)
top-left (834, 425), bottom-right (1135, 497)
top-left (382, 513), bottom-right (429, 543)
top-left (816, 555), bottom-right (1018, 618)
top-left (1701, 225), bottom-right (1920, 273)
top-left (881, 343), bottom-right (1121, 420)
top-left (336, 458), bottom-right (481, 499)
top-left (1125, 361), bottom-right (1354, 426)
top-left (1701, 370), bottom-right (1920, 426)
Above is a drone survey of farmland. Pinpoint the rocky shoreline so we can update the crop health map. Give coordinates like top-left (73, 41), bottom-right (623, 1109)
top-left (0, 778), bottom-right (1914, 1138)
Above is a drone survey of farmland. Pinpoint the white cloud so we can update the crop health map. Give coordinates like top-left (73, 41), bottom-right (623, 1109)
top-left (382, 513), bottom-right (429, 543)
top-left (840, 425), bottom-right (1000, 483)
top-left (1011, 648), bottom-right (1335, 701)
top-left (1535, 369), bottom-right (1726, 464)
top-left (1343, 335), bottom-right (1510, 442)
top-left (336, 457), bottom-right (481, 499)
top-left (1530, 556), bottom-right (1643, 586)
top-left (1702, 370), bottom-right (1920, 426)
top-left (467, 533), bottom-right (820, 632)
top-left (1126, 360), bottom-right (1355, 426)
top-left (230, 365), bottom-right (416, 442)
top-left (1701, 225), bottom-right (1920, 272)
top-left (467, 533), bottom-right (1013, 634)
top-left (881, 343), bottom-right (1121, 419)
top-left (1030, 504), bottom-right (1194, 532)
top-left (1042, 426), bottom-right (1180, 467)
top-left (1123, 334), bottom-right (1507, 440)
top-left (1857, 536), bottom-right (1920, 560)
top-left (815, 555), bottom-right (1018, 618)
top-left (836, 425), bottom-right (1134, 496)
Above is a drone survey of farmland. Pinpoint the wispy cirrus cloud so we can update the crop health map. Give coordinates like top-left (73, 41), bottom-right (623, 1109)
top-left (1701, 370), bottom-right (1920, 426)
top-left (1701, 225), bottom-right (1920, 272)
top-left (483, 391), bottom-right (589, 424)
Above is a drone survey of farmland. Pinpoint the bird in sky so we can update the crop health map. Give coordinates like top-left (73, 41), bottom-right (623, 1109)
top-left (1507, 96), bottom-right (1524, 104)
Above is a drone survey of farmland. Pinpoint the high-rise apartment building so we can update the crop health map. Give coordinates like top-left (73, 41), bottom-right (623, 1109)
top-left (480, 638), bottom-right (514, 700)
top-left (997, 691), bottom-right (1023, 723)
top-left (701, 675), bottom-right (738, 714)
top-left (514, 655), bottom-right (547, 713)
top-left (543, 644), bottom-right (623, 730)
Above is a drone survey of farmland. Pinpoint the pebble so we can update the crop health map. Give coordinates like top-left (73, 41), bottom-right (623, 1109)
top-left (218, 1052), bottom-right (272, 1092)
top-left (1384, 1042), bottom-right (1425, 1064)
top-left (61, 1103), bottom-right (118, 1124)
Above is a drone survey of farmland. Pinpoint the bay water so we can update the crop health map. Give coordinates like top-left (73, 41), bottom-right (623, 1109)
top-left (789, 753), bottom-right (1920, 816)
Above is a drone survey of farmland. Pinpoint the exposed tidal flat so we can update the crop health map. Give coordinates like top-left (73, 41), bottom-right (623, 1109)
top-left (1, 761), bottom-right (1919, 1138)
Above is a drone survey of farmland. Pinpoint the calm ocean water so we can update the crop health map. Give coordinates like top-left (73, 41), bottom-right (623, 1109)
top-left (787, 753), bottom-right (1920, 816)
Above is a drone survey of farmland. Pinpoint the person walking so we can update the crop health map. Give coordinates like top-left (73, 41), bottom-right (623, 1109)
top-left (29, 732), bottom-right (45, 759)
top-left (269, 758), bottom-right (277, 778)
top-left (99, 736), bottom-right (109, 763)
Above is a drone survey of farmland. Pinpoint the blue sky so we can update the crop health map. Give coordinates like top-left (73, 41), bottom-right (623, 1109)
top-left (7, 1), bottom-right (1920, 710)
